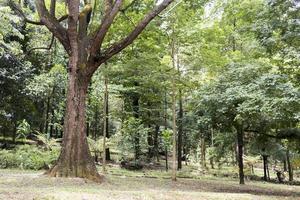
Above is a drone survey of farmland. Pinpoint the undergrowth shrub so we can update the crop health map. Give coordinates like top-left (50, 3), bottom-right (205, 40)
top-left (0, 145), bottom-right (60, 170)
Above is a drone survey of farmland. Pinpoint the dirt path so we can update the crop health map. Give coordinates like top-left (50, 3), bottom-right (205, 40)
top-left (0, 170), bottom-right (299, 200)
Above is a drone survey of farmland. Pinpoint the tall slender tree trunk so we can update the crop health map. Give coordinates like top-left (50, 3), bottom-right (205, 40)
top-left (132, 82), bottom-right (140, 161)
top-left (236, 123), bottom-right (245, 184)
top-left (154, 124), bottom-right (160, 162)
top-left (266, 161), bottom-right (270, 180)
top-left (171, 32), bottom-right (177, 181)
top-left (172, 81), bottom-right (177, 181)
top-left (50, 109), bottom-right (55, 138)
top-left (39, 102), bottom-right (44, 133)
top-left (47, 58), bottom-right (101, 182)
top-left (44, 94), bottom-right (51, 136)
top-left (164, 89), bottom-right (168, 171)
top-left (165, 146), bottom-right (169, 171)
top-left (104, 87), bottom-right (110, 161)
top-left (102, 75), bottom-right (108, 173)
top-left (177, 89), bottom-right (183, 170)
top-left (286, 149), bottom-right (293, 181)
top-left (147, 128), bottom-right (154, 160)
top-left (210, 128), bottom-right (214, 169)
top-left (49, 87), bottom-right (55, 138)
top-left (262, 154), bottom-right (268, 181)
top-left (200, 136), bottom-right (206, 169)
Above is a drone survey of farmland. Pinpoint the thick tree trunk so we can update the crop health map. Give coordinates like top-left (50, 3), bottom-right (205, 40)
top-left (47, 60), bottom-right (101, 182)
top-left (236, 124), bottom-right (245, 184)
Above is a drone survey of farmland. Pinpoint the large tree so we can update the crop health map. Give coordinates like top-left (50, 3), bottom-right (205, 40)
top-left (11, 0), bottom-right (173, 181)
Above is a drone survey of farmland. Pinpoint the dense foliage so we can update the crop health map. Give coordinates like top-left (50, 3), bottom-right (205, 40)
top-left (0, 0), bottom-right (299, 184)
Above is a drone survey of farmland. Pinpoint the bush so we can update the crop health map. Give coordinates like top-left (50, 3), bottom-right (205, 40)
top-left (16, 119), bottom-right (31, 140)
top-left (118, 117), bottom-right (151, 161)
top-left (0, 145), bottom-right (60, 170)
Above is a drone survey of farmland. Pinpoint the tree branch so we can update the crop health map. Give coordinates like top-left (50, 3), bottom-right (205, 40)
top-left (26, 34), bottom-right (55, 54)
top-left (79, 4), bottom-right (93, 39)
top-left (35, 0), bottom-right (71, 54)
top-left (9, 0), bottom-right (67, 25)
top-left (96, 0), bottom-right (174, 64)
top-left (50, 0), bottom-right (56, 16)
top-left (105, 0), bottom-right (113, 13)
top-left (9, 0), bottom-right (43, 25)
top-left (89, 0), bottom-right (123, 56)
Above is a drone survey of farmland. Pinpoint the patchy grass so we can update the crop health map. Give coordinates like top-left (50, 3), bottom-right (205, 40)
top-left (0, 168), bottom-right (299, 200)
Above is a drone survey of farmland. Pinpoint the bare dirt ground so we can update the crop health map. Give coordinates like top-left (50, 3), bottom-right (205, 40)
top-left (0, 169), bottom-right (299, 200)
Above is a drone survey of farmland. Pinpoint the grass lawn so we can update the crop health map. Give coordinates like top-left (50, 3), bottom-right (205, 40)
top-left (0, 168), bottom-right (299, 200)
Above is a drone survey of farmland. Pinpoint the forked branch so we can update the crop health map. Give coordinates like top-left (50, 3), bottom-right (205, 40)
top-left (35, 0), bottom-right (70, 53)
top-left (90, 0), bottom-right (124, 56)
top-left (98, 0), bottom-right (174, 64)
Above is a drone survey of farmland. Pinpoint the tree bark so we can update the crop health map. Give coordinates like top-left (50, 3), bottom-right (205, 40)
top-left (210, 128), bottom-right (214, 169)
top-left (177, 89), bottom-right (183, 170)
top-left (262, 154), bottom-right (268, 181)
top-left (50, 109), bottom-right (55, 138)
top-left (164, 90), bottom-right (168, 171)
top-left (47, 60), bottom-right (101, 182)
top-left (165, 146), bottom-right (168, 171)
top-left (266, 160), bottom-right (270, 180)
top-left (132, 85), bottom-right (140, 161)
top-left (31, 0), bottom-right (173, 182)
top-left (104, 85), bottom-right (111, 161)
top-left (44, 94), bottom-right (51, 136)
top-left (172, 81), bottom-right (177, 181)
top-left (147, 127), bottom-right (154, 160)
top-left (200, 136), bottom-right (206, 169)
top-left (154, 124), bottom-right (160, 162)
top-left (102, 75), bottom-right (108, 173)
top-left (236, 124), bottom-right (245, 184)
top-left (286, 149), bottom-right (293, 181)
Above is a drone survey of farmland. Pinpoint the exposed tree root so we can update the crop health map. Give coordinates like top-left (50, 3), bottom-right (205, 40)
top-left (45, 164), bottom-right (103, 183)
